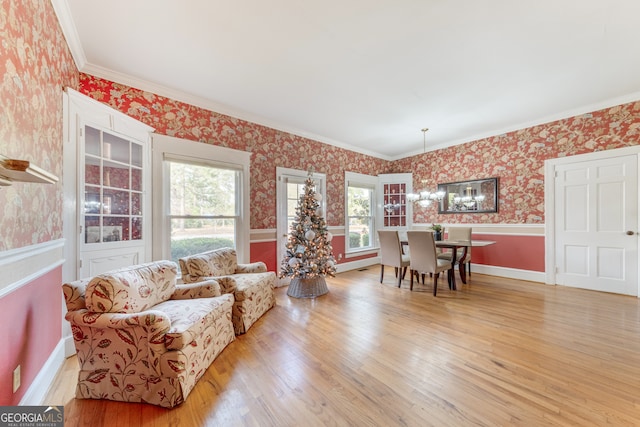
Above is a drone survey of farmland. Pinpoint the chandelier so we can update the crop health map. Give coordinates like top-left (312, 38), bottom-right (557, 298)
top-left (406, 128), bottom-right (446, 208)
top-left (407, 187), bottom-right (446, 207)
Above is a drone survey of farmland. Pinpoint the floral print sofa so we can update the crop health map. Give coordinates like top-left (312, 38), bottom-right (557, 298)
top-left (179, 248), bottom-right (276, 335)
top-left (62, 260), bottom-right (235, 408)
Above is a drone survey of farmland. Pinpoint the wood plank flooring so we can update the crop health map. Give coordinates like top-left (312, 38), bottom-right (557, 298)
top-left (44, 268), bottom-right (640, 426)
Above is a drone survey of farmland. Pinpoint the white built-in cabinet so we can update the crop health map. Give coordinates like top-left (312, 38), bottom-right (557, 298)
top-left (63, 89), bottom-right (154, 281)
top-left (378, 173), bottom-right (413, 231)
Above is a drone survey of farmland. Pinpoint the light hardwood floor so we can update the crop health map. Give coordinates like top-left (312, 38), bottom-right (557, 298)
top-left (44, 268), bottom-right (640, 426)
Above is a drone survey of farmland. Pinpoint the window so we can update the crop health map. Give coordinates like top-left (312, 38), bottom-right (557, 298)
top-left (167, 160), bottom-right (239, 263)
top-left (152, 134), bottom-right (250, 267)
top-left (345, 172), bottom-right (377, 254)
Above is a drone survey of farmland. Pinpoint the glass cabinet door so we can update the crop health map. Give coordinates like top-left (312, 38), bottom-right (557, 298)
top-left (382, 182), bottom-right (407, 227)
top-left (83, 125), bottom-right (144, 244)
top-left (378, 173), bottom-right (413, 231)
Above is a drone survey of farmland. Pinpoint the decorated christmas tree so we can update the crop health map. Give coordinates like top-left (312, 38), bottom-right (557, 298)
top-left (279, 173), bottom-right (336, 297)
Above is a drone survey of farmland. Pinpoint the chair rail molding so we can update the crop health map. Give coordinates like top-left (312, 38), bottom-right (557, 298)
top-left (0, 239), bottom-right (65, 297)
top-left (411, 222), bottom-right (545, 236)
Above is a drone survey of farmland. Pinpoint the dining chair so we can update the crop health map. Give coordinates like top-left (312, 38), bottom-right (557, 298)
top-left (406, 231), bottom-right (452, 296)
top-left (377, 230), bottom-right (410, 287)
top-left (437, 226), bottom-right (472, 278)
top-left (426, 225), bottom-right (445, 255)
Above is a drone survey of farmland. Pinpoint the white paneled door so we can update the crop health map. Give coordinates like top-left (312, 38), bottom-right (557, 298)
top-left (554, 155), bottom-right (638, 295)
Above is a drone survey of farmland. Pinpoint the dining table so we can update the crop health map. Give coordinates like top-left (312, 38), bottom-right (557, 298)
top-left (435, 240), bottom-right (496, 290)
top-left (399, 238), bottom-right (496, 290)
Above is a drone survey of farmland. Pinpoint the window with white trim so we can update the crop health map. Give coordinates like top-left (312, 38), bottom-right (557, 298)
top-left (345, 172), bottom-right (377, 254)
top-left (167, 159), bottom-right (240, 263)
top-left (152, 134), bottom-right (251, 267)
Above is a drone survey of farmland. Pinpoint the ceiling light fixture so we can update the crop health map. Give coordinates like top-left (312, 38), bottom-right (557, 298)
top-left (407, 127), bottom-right (445, 207)
top-left (421, 127), bottom-right (429, 153)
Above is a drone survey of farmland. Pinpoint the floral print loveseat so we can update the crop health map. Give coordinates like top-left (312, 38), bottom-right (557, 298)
top-left (62, 260), bottom-right (235, 408)
top-left (179, 248), bottom-right (276, 335)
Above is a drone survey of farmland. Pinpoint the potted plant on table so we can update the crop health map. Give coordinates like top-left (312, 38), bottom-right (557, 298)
top-left (431, 223), bottom-right (443, 241)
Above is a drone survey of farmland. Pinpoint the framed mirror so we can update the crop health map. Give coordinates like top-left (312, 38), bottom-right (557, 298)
top-left (437, 177), bottom-right (498, 214)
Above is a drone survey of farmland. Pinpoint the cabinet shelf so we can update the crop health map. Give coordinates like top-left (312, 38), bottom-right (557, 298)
top-left (382, 182), bottom-right (408, 227)
top-left (0, 155), bottom-right (58, 185)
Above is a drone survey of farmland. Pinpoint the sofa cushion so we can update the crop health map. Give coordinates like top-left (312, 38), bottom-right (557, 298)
top-left (85, 261), bottom-right (177, 313)
top-left (179, 247), bottom-right (237, 278)
top-left (230, 272), bottom-right (275, 302)
top-left (157, 293), bottom-right (234, 350)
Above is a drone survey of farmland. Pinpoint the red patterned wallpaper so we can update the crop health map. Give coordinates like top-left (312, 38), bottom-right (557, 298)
top-left (392, 103), bottom-right (640, 224)
top-left (80, 80), bottom-right (640, 231)
top-left (79, 74), bottom-right (391, 229)
top-left (0, 0), bottom-right (78, 250)
top-left (0, 0), bottom-right (77, 406)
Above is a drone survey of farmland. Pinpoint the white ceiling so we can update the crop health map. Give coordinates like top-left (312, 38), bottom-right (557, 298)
top-left (54, 0), bottom-right (640, 160)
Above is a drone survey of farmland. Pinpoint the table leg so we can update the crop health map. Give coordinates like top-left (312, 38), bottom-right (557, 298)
top-left (458, 246), bottom-right (469, 284)
top-left (448, 247), bottom-right (457, 290)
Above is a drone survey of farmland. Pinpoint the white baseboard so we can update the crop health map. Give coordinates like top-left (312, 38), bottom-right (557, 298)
top-left (336, 257), bottom-right (380, 273)
top-left (64, 334), bottom-right (76, 358)
top-left (470, 264), bottom-right (546, 283)
top-left (276, 256), bottom-right (380, 286)
top-left (335, 258), bottom-right (546, 284)
top-left (21, 339), bottom-right (66, 405)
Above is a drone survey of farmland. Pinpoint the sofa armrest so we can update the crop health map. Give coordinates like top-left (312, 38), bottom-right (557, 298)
top-left (180, 275), bottom-right (236, 294)
top-left (236, 262), bottom-right (267, 274)
top-left (171, 280), bottom-right (222, 299)
top-left (65, 309), bottom-right (171, 332)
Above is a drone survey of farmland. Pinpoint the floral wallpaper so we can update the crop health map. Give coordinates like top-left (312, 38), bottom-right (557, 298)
top-left (82, 71), bottom-right (640, 230)
top-left (392, 102), bottom-right (640, 225)
top-left (0, 0), bottom-right (78, 251)
top-left (2, 1), bottom-right (640, 248)
top-left (79, 75), bottom-right (391, 229)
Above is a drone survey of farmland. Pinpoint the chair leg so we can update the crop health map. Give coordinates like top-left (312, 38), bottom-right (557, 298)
top-left (397, 271), bottom-right (402, 288)
top-left (410, 269), bottom-right (414, 291)
top-left (468, 262), bottom-right (471, 277)
top-left (433, 273), bottom-right (439, 296)
top-left (380, 265), bottom-right (384, 283)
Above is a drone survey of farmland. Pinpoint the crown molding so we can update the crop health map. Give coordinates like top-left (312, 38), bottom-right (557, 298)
top-left (395, 91), bottom-right (640, 160)
top-left (80, 62), bottom-right (393, 161)
top-left (50, 0), bottom-right (87, 70)
top-left (51, 0), bottom-right (388, 160)
top-left (52, 0), bottom-right (640, 163)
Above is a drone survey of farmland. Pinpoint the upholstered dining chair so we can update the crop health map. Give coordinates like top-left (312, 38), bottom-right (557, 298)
top-left (438, 226), bottom-right (472, 278)
top-left (425, 225), bottom-right (445, 255)
top-left (406, 231), bottom-right (452, 296)
top-left (377, 230), bottom-right (410, 287)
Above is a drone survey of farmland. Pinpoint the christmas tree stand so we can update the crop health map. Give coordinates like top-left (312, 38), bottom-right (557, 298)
top-left (287, 276), bottom-right (328, 298)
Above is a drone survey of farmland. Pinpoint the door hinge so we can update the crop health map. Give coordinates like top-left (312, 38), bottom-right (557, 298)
top-left (79, 225), bottom-right (83, 234)
top-left (79, 259), bottom-right (83, 268)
